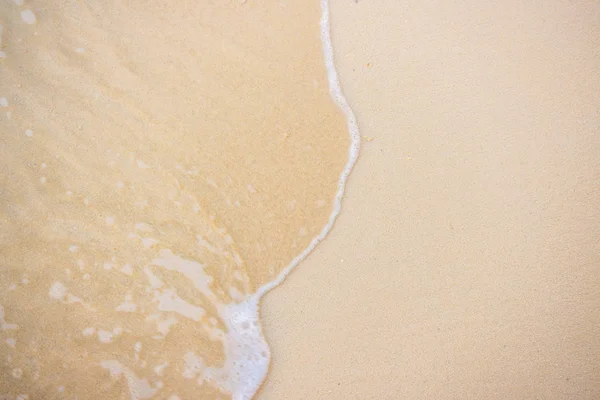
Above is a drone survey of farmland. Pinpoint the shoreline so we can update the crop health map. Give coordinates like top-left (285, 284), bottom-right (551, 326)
top-left (259, 0), bottom-right (600, 398)
top-left (252, 1), bottom-right (360, 396)
top-left (255, 0), bottom-right (360, 301)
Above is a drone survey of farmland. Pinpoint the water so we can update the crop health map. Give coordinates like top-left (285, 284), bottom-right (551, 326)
top-left (0, 0), bottom-right (358, 398)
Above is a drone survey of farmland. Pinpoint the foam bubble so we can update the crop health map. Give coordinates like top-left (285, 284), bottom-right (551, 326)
top-left (49, 281), bottom-right (68, 300)
top-left (141, 237), bottom-right (158, 248)
top-left (100, 360), bottom-right (158, 400)
top-left (134, 222), bottom-right (153, 232)
top-left (0, 306), bottom-right (19, 331)
top-left (21, 9), bottom-right (37, 25)
top-left (98, 329), bottom-right (115, 343)
top-left (153, 362), bottom-right (168, 376)
top-left (82, 327), bottom-right (95, 337)
top-left (120, 264), bottom-right (134, 276)
top-left (153, 288), bottom-right (205, 321)
top-left (116, 298), bottom-right (137, 312)
top-left (136, 159), bottom-right (150, 169)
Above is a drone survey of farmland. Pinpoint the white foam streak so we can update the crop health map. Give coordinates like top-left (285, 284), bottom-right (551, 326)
top-left (255, 0), bottom-right (359, 297)
top-left (238, 0), bottom-right (361, 398)
top-left (100, 360), bottom-right (159, 400)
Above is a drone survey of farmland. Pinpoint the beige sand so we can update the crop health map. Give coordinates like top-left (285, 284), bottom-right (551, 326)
top-left (259, 0), bottom-right (600, 398)
top-left (0, 1), bottom-right (348, 398)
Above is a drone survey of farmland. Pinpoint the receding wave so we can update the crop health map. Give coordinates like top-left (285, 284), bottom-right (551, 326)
top-left (0, 0), bottom-right (358, 399)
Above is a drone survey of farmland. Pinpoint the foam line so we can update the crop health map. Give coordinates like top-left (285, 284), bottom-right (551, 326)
top-left (255, 0), bottom-right (360, 301)
top-left (242, 0), bottom-right (361, 397)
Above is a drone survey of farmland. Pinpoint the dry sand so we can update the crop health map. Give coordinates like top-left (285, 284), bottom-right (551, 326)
top-left (259, 0), bottom-right (600, 398)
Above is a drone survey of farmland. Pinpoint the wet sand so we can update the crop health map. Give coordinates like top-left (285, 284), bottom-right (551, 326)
top-left (259, 0), bottom-right (600, 398)
top-left (0, 1), bottom-right (349, 398)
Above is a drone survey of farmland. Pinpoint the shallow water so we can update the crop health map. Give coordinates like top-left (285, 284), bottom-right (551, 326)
top-left (0, 1), bottom-right (355, 398)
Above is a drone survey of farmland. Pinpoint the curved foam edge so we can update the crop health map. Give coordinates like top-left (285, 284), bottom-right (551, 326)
top-left (226, 1), bottom-right (360, 398)
top-left (255, 0), bottom-right (359, 299)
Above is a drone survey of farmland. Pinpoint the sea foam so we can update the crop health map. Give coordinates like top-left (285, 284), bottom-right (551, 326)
top-left (227, 0), bottom-right (361, 398)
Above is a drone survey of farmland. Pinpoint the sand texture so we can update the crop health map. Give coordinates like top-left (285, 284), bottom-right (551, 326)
top-left (0, 1), bottom-right (349, 398)
top-left (259, 0), bottom-right (600, 398)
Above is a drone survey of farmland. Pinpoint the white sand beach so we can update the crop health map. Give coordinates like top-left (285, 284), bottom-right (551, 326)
top-left (259, 0), bottom-right (600, 398)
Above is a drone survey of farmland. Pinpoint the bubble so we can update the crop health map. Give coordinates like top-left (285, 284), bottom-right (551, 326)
top-left (21, 9), bottom-right (37, 25)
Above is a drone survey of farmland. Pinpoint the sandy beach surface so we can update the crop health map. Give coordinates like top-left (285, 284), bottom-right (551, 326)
top-left (1, 0), bottom-right (599, 399)
top-left (259, 0), bottom-right (600, 398)
top-left (1, 1), bottom-right (348, 398)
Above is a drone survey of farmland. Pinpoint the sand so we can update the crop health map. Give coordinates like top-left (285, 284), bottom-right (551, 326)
top-left (2, 0), bottom-right (599, 398)
top-left (0, 1), bottom-right (349, 398)
top-left (259, 0), bottom-right (600, 398)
